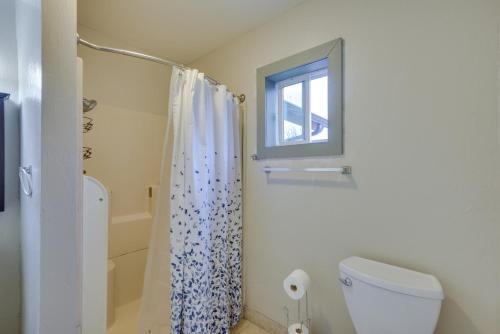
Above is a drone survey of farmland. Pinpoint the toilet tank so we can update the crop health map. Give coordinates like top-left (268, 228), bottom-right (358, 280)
top-left (339, 257), bottom-right (444, 334)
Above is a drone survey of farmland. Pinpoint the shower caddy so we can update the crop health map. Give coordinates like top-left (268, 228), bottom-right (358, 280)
top-left (82, 97), bottom-right (96, 160)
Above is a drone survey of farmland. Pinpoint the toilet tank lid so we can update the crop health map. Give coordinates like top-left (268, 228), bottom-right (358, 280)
top-left (339, 257), bottom-right (444, 300)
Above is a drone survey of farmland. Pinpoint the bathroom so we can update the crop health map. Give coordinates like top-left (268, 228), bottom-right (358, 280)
top-left (1, 0), bottom-right (500, 333)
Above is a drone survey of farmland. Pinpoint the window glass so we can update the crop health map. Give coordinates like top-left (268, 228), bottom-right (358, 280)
top-left (282, 82), bottom-right (304, 143)
top-left (310, 74), bottom-right (328, 142)
top-left (276, 70), bottom-right (328, 146)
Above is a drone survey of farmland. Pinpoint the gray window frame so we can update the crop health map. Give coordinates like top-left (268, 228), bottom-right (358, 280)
top-left (256, 38), bottom-right (344, 159)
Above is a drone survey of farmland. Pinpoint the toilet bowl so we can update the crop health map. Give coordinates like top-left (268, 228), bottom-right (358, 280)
top-left (339, 257), bottom-right (444, 334)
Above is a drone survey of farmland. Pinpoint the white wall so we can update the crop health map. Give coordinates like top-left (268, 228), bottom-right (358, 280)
top-left (77, 25), bottom-right (168, 307)
top-left (497, 3), bottom-right (500, 328)
top-left (40, 0), bottom-right (80, 332)
top-left (17, 0), bottom-right (81, 332)
top-left (0, 0), bottom-right (21, 332)
top-left (16, 0), bottom-right (42, 332)
top-left (193, 1), bottom-right (500, 333)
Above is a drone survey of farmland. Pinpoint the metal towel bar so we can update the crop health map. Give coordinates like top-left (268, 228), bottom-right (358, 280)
top-left (263, 166), bottom-right (352, 175)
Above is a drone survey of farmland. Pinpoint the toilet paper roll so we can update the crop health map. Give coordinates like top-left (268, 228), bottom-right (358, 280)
top-left (283, 269), bottom-right (311, 300)
top-left (288, 323), bottom-right (309, 334)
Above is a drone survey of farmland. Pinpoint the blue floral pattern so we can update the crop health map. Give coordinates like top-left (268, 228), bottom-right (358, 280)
top-left (169, 68), bottom-right (242, 334)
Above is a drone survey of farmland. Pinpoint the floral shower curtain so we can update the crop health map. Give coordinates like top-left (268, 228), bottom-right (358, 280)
top-left (139, 67), bottom-right (243, 334)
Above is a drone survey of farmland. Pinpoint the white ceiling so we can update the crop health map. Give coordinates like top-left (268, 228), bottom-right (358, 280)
top-left (77, 0), bottom-right (305, 64)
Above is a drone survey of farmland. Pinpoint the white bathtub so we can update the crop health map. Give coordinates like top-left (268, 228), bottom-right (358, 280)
top-left (109, 212), bottom-right (152, 307)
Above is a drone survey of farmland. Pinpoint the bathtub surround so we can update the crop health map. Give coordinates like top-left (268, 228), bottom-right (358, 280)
top-left (82, 106), bottom-right (166, 216)
top-left (81, 103), bottom-right (163, 306)
top-left (77, 25), bottom-right (168, 311)
top-left (193, 0), bottom-right (500, 333)
top-left (78, 25), bottom-right (168, 216)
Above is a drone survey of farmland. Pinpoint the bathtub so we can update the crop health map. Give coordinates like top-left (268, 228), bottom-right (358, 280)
top-left (106, 185), bottom-right (157, 331)
top-left (109, 212), bottom-right (152, 307)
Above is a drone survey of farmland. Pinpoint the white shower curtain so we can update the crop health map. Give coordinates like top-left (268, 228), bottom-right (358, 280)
top-left (139, 68), bottom-right (243, 334)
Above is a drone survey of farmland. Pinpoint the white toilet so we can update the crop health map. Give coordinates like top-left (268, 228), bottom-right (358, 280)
top-left (339, 256), bottom-right (444, 334)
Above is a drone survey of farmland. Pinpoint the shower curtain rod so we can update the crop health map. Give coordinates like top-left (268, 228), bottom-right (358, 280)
top-left (77, 35), bottom-right (246, 104)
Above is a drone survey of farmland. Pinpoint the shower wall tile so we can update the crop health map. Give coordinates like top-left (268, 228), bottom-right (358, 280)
top-left (81, 103), bottom-right (166, 217)
top-left (79, 25), bottom-right (168, 218)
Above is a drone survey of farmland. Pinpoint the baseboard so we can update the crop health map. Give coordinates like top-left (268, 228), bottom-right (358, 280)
top-left (244, 306), bottom-right (286, 334)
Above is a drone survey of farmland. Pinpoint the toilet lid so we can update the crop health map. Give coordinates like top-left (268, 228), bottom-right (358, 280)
top-left (339, 257), bottom-right (444, 300)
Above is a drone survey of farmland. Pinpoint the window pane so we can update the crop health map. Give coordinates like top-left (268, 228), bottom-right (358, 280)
top-left (310, 75), bottom-right (328, 142)
top-left (282, 82), bottom-right (304, 143)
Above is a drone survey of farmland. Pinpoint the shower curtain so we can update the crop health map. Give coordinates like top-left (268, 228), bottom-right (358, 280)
top-left (139, 68), bottom-right (243, 334)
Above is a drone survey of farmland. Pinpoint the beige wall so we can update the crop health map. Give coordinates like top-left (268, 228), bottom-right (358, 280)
top-left (0, 0), bottom-right (21, 332)
top-left (193, 0), bottom-right (500, 333)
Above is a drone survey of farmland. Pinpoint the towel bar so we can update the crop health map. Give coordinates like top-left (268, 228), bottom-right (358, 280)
top-left (262, 166), bottom-right (352, 175)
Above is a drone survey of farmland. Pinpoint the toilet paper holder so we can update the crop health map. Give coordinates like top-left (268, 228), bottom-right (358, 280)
top-left (284, 291), bottom-right (311, 333)
top-left (283, 269), bottom-right (312, 333)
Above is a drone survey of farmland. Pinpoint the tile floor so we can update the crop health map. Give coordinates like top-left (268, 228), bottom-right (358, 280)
top-left (107, 299), bottom-right (270, 334)
top-left (231, 320), bottom-right (271, 334)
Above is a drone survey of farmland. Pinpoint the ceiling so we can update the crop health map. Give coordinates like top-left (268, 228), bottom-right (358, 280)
top-left (77, 0), bottom-right (305, 64)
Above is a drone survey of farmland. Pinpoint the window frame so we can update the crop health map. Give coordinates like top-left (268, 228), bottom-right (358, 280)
top-left (256, 38), bottom-right (344, 159)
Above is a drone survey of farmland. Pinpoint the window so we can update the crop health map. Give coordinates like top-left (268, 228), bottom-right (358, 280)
top-left (276, 69), bottom-right (328, 145)
top-left (257, 39), bottom-right (343, 159)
